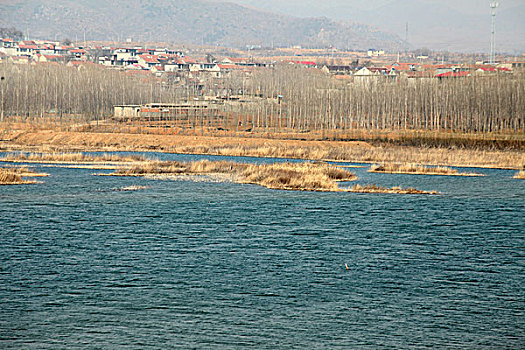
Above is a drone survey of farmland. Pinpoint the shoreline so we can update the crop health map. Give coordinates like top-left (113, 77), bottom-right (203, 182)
top-left (1, 130), bottom-right (524, 170)
top-left (368, 171), bottom-right (485, 177)
top-left (368, 164), bottom-right (486, 177)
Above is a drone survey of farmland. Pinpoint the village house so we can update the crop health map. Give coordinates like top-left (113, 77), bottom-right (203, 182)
top-left (0, 38), bottom-right (16, 48)
top-left (17, 41), bottom-right (38, 58)
top-left (0, 39), bottom-right (18, 56)
top-left (53, 45), bottom-right (71, 56)
top-left (138, 54), bottom-right (162, 68)
top-left (37, 44), bottom-right (56, 56)
top-left (111, 48), bottom-right (139, 66)
top-left (288, 60), bottom-right (317, 68)
top-left (69, 48), bottom-right (87, 60)
top-left (367, 49), bottom-right (385, 57)
top-left (164, 56), bottom-right (189, 72)
top-left (435, 71), bottom-right (470, 79)
top-left (98, 56), bottom-right (112, 66)
top-left (35, 54), bottom-right (64, 63)
top-left (154, 48), bottom-right (184, 57)
top-left (322, 65), bottom-right (354, 75)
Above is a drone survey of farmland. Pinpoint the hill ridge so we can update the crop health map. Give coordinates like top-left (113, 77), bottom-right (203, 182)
top-left (0, 0), bottom-right (407, 50)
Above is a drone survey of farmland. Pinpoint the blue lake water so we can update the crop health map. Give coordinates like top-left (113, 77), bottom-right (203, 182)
top-left (1, 152), bottom-right (524, 349)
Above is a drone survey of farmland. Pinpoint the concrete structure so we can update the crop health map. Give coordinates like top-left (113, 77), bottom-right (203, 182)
top-left (113, 105), bottom-right (141, 120)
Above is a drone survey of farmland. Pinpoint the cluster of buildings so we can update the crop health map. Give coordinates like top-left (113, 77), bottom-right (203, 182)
top-left (0, 38), bottom-right (272, 78)
top-left (1, 37), bottom-right (523, 82)
top-left (99, 47), bottom-right (273, 77)
top-left (0, 38), bottom-right (89, 64)
top-left (324, 61), bottom-right (522, 82)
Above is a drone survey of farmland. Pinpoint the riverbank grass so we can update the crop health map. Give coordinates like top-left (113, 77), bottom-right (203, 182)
top-left (514, 170), bottom-right (525, 179)
top-left (369, 163), bottom-right (484, 176)
top-left (350, 184), bottom-right (439, 195)
top-left (3, 131), bottom-right (524, 169)
top-left (103, 160), bottom-right (357, 192)
top-left (0, 166), bottom-right (48, 185)
top-left (1, 152), bottom-right (147, 164)
top-left (100, 159), bottom-right (437, 194)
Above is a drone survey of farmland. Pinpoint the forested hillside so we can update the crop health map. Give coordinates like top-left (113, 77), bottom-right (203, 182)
top-left (0, 0), bottom-right (406, 49)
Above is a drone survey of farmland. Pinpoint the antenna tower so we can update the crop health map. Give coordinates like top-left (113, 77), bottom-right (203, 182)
top-left (489, 1), bottom-right (499, 64)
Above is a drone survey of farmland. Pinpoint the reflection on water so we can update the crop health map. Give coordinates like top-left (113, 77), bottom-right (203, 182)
top-left (1, 152), bottom-right (524, 348)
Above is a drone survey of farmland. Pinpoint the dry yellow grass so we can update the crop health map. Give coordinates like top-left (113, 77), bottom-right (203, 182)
top-left (369, 163), bottom-right (484, 177)
top-left (116, 185), bottom-right (149, 191)
top-left (239, 162), bottom-right (356, 191)
top-left (1, 166), bottom-right (49, 177)
top-left (350, 184), bottom-right (439, 195)
top-left (4, 131), bottom-right (524, 169)
top-left (108, 159), bottom-right (436, 194)
top-left (1, 152), bottom-right (147, 164)
top-left (108, 160), bottom-right (357, 192)
top-left (514, 170), bottom-right (525, 179)
top-left (0, 166), bottom-right (45, 185)
top-left (0, 169), bottom-right (23, 184)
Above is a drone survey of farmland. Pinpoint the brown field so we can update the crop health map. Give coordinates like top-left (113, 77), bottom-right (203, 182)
top-left (514, 170), bottom-right (525, 179)
top-left (1, 130), bottom-right (524, 169)
top-left (369, 163), bottom-right (484, 177)
top-left (103, 159), bottom-right (357, 192)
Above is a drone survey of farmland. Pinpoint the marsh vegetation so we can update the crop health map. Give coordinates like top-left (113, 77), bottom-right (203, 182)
top-left (349, 184), bottom-right (439, 195)
top-left (104, 159), bottom-right (357, 192)
top-left (1, 152), bottom-right (147, 164)
top-left (369, 163), bottom-right (484, 176)
top-left (0, 166), bottom-right (47, 185)
top-left (3, 132), bottom-right (524, 169)
top-left (514, 170), bottom-right (525, 179)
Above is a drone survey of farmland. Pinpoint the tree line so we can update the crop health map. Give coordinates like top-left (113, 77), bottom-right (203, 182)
top-left (0, 61), bottom-right (523, 136)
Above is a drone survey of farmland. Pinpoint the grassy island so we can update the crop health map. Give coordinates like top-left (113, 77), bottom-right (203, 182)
top-left (368, 163), bottom-right (484, 176)
top-left (514, 170), bottom-right (525, 179)
top-left (0, 166), bottom-right (48, 185)
top-left (102, 160), bottom-right (357, 192)
top-left (350, 184), bottom-right (439, 195)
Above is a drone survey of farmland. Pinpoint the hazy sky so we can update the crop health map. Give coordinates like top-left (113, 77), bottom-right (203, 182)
top-left (219, 0), bottom-right (525, 52)
top-left (222, 0), bottom-right (524, 14)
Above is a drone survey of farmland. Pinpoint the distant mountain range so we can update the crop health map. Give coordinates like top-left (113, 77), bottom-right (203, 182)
top-left (226, 0), bottom-right (525, 53)
top-left (0, 0), bottom-right (407, 50)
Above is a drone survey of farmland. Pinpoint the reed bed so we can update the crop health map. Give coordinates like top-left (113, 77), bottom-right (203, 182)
top-left (369, 163), bottom-right (484, 176)
top-left (0, 165), bottom-right (49, 177)
top-left (1, 152), bottom-right (147, 164)
top-left (108, 160), bottom-right (357, 192)
top-left (514, 170), bottom-right (525, 179)
top-left (6, 131), bottom-right (525, 169)
top-left (239, 162), bottom-right (356, 191)
top-left (0, 169), bottom-right (23, 184)
top-left (198, 144), bottom-right (524, 170)
top-left (116, 185), bottom-right (149, 191)
top-left (0, 166), bottom-right (45, 185)
top-left (350, 184), bottom-right (439, 195)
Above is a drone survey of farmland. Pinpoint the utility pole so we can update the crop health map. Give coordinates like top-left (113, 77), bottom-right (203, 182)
top-left (489, 1), bottom-right (498, 64)
top-left (0, 76), bottom-right (4, 124)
